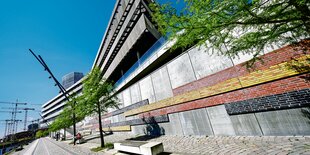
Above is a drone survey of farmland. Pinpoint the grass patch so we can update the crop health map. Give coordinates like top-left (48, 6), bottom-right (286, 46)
top-left (91, 143), bottom-right (114, 152)
top-left (91, 147), bottom-right (104, 152)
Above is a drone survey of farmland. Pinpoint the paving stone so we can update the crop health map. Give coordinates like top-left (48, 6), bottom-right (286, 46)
top-left (78, 134), bottom-right (310, 155)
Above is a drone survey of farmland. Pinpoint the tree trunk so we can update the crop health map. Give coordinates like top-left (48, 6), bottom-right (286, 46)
top-left (97, 102), bottom-right (105, 148)
top-left (64, 128), bottom-right (66, 140)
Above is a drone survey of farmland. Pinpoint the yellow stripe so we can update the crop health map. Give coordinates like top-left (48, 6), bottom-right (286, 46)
top-left (81, 125), bottom-right (92, 129)
top-left (124, 55), bottom-right (310, 117)
top-left (100, 125), bottom-right (131, 131)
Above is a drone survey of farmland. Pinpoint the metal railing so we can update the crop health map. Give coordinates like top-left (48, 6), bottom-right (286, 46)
top-left (114, 37), bottom-right (167, 88)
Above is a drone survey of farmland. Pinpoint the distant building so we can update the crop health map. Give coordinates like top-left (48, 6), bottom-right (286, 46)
top-left (28, 123), bottom-right (39, 131)
top-left (62, 72), bottom-right (83, 89)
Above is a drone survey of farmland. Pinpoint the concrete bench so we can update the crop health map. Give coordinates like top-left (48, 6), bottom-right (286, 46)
top-left (114, 141), bottom-right (163, 155)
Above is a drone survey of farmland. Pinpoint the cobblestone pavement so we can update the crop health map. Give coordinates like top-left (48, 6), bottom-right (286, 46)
top-left (56, 138), bottom-right (112, 155)
top-left (15, 135), bottom-right (310, 155)
top-left (147, 135), bottom-right (310, 155)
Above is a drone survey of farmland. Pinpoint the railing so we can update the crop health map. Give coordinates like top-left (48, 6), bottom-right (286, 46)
top-left (114, 37), bottom-right (167, 88)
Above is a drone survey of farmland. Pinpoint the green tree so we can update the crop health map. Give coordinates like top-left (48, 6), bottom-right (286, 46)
top-left (151, 0), bottom-right (310, 65)
top-left (48, 96), bottom-right (84, 142)
top-left (35, 130), bottom-right (43, 138)
top-left (36, 130), bottom-right (49, 138)
top-left (49, 106), bottom-right (73, 132)
top-left (77, 67), bottom-right (119, 148)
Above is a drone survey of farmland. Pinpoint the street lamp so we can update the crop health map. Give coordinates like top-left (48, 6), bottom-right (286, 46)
top-left (29, 49), bottom-right (77, 145)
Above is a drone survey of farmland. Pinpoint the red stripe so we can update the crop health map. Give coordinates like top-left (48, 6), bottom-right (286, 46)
top-left (173, 40), bottom-right (310, 95)
top-left (139, 74), bottom-right (310, 118)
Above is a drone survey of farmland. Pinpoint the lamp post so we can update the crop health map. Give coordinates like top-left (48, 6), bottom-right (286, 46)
top-left (29, 49), bottom-right (76, 145)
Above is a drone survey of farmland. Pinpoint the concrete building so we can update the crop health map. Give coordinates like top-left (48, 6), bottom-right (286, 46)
top-left (41, 75), bottom-right (82, 127)
top-left (62, 72), bottom-right (83, 89)
top-left (41, 0), bottom-right (310, 138)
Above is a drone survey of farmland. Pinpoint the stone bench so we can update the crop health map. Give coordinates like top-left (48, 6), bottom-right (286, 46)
top-left (114, 141), bottom-right (164, 155)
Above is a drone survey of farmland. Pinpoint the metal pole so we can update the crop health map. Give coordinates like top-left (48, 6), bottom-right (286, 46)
top-left (7, 122), bottom-right (11, 135)
top-left (29, 49), bottom-right (77, 145)
top-left (24, 110), bottom-right (28, 131)
top-left (4, 120), bottom-right (8, 137)
top-left (10, 112), bottom-right (14, 135)
top-left (12, 100), bottom-right (18, 134)
top-left (15, 120), bottom-right (19, 134)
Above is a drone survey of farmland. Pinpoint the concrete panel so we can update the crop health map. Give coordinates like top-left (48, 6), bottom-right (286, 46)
top-left (231, 53), bottom-right (253, 65)
top-left (125, 115), bottom-right (136, 121)
top-left (231, 46), bottom-right (268, 65)
top-left (191, 108), bottom-right (214, 135)
top-left (151, 66), bottom-right (173, 101)
top-left (111, 115), bottom-right (116, 123)
top-left (179, 109), bottom-right (213, 136)
top-left (167, 53), bottom-right (196, 89)
top-left (139, 76), bottom-right (156, 103)
top-left (163, 113), bottom-right (184, 136)
top-left (117, 93), bottom-right (124, 108)
top-left (112, 115), bottom-right (120, 123)
top-left (188, 47), bottom-right (233, 80)
top-left (131, 124), bottom-right (147, 135)
top-left (206, 105), bottom-right (236, 136)
top-left (158, 122), bottom-right (172, 135)
top-left (179, 111), bottom-right (196, 135)
top-left (123, 88), bottom-right (132, 107)
top-left (255, 108), bottom-right (310, 136)
top-left (230, 114), bottom-right (263, 136)
top-left (130, 83), bottom-right (142, 104)
top-left (118, 114), bottom-right (126, 122)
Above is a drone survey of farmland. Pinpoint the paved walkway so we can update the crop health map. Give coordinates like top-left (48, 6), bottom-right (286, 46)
top-left (13, 137), bottom-right (108, 155)
top-left (147, 135), bottom-right (310, 155)
top-left (13, 136), bottom-right (310, 154)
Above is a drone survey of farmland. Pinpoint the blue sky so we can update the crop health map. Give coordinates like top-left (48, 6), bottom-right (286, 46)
top-left (0, 0), bottom-right (183, 137)
top-left (0, 0), bottom-right (115, 136)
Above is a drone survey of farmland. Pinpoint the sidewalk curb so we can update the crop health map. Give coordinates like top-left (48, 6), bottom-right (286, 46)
top-left (23, 139), bottom-right (39, 155)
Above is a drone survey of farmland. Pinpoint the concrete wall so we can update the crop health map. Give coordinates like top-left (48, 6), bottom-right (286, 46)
top-left (130, 83), bottom-right (142, 104)
top-left (158, 106), bottom-right (310, 136)
top-left (207, 105), bottom-right (236, 136)
top-left (179, 108), bottom-right (213, 136)
top-left (122, 88), bottom-right (132, 107)
top-left (230, 114), bottom-right (263, 136)
top-left (125, 106), bottom-right (310, 137)
top-left (94, 34), bottom-right (310, 137)
top-left (151, 66), bottom-right (173, 101)
top-left (255, 108), bottom-right (310, 136)
top-left (188, 47), bottom-right (233, 80)
top-left (117, 93), bottom-right (124, 108)
top-left (114, 43), bottom-right (255, 107)
top-left (167, 53), bottom-right (196, 89)
top-left (139, 76), bottom-right (156, 103)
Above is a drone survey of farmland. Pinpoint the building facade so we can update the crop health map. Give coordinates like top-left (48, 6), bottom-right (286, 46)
top-left (62, 72), bottom-right (83, 89)
top-left (41, 77), bottom-right (82, 127)
top-left (41, 0), bottom-right (310, 138)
